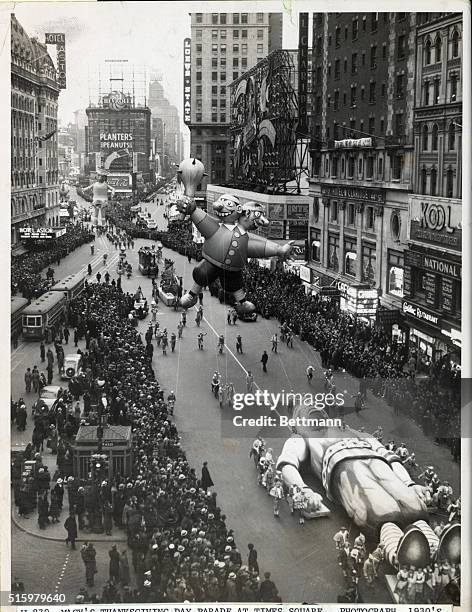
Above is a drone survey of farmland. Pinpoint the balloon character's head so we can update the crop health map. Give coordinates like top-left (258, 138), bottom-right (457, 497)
top-left (212, 194), bottom-right (242, 223)
top-left (240, 201), bottom-right (269, 230)
top-left (97, 169), bottom-right (108, 183)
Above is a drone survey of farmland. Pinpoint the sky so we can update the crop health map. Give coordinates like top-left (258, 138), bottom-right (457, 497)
top-left (10, 0), bottom-right (302, 151)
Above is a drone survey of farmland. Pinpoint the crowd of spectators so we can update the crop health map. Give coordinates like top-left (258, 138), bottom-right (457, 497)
top-left (242, 263), bottom-right (461, 451)
top-left (14, 281), bottom-right (280, 603)
top-left (11, 225), bottom-right (94, 300)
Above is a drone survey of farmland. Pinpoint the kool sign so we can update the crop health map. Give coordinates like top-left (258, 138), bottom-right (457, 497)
top-left (409, 196), bottom-right (461, 252)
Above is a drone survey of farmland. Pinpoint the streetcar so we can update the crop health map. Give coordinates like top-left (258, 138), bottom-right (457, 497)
top-left (22, 292), bottom-right (67, 340)
top-left (11, 296), bottom-right (29, 340)
top-left (50, 271), bottom-right (86, 302)
top-left (138, 245), bottom-right (159, 277)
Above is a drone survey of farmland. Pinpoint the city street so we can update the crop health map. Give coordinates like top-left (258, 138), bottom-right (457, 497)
top-left (11, 188), bottom-right (460, 603)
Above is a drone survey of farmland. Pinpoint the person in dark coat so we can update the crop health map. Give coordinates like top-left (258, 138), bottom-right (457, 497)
top-left (37, 493), bottom-right (49, 529)
top-left (64, 512), bottom-right (78, 549)
top-left (40, 343), bottom-right (46, 362)
top-left (248, 542), bottom-right (259, 574)
top-left (103, 500), bottom-right (113, 535)
top-left (63, 327), bottom-right (70, 344)
top-left (109, 545), bottom-right (120, 584)
top-left (81, 542), bottom-right (97, 586)
top-left (201, 461), bottom-right (214, 492)
top-left (259, 572), bottom-right (280, 602)
top-left (261, 351), bottom-right (269, 373)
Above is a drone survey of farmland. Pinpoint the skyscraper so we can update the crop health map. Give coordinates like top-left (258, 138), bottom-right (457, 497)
top-left (187, 11), bottom-right (282, 196)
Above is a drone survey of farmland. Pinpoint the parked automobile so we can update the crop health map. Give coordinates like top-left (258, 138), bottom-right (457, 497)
top-left (145, 219), bottom-right (158, 230)
top-left (32, 385), bottom-right (63, 412)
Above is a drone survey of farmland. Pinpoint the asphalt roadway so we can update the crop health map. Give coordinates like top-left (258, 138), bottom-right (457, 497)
top-left (10, 187), bottom-right (460, 603)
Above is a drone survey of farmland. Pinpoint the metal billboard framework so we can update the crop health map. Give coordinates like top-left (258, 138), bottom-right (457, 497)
top-left (229, 50), bottom-right (306, 194)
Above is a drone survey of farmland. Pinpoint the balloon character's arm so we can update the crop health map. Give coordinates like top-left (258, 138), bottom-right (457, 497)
top-left (276, 436), bottom-right (310, 489)
top-left (107, 184), bottom-right (116, 194)
top-left (370, 439), bottom-right (416, 487)
top-left (248, 235), bottom-right (293, 260)
top-left (82, 184), bottom-right (93, 193)
top-left (191, 208), bottom-right (220, 239)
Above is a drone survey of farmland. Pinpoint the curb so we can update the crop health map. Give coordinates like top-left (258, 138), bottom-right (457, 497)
top-left (11, 509), bottom-right (127, 543)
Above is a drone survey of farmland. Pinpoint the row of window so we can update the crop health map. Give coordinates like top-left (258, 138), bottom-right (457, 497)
top-left (313, 200), bottom-right (376, 230)
top-left (423, 30), bottom-right (460, 65)
top-left (194, 113), bottom-right (227, 124)
top-left (210, 29), bottom-right (264, 40)
top-left (197, 57), bottom-right (249, 69)
top-left (422, 74), bottom-right (459, 105)
top-left (419, 166), bottom-right (455, 198)
top-left (196, 13), bottom-right (265, 25)
top-left (195, 43), bottom-right (249, 55)
top-left (196, 71), bottom-right (244, 83)
top-left (330, 13), bottom-right (391, 48)
top-left (210, 43), bottom-right (264, 54)
top-left (422, 123), bottom-right (457, 151)
top-left (313, 153), bottom-right (404, 181)
top-left (196, 29), bottom-right (254, 40)
top-left (12, 171), bottom-right (59, 189)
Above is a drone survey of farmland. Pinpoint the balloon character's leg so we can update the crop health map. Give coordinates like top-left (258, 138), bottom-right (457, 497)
top-left (180, 260), bottom-right (217, 309)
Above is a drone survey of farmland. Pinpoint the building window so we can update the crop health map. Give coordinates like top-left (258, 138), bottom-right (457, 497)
top-left (196, 13), bottom-right (202, 23)
top-left (369, 82), bottom-right (376, 103)
top-left (334, 90), bottom-right (339, 109)
top-left (233, 13), bottom-right (239, 24)
top-left (212, 13), bottom-right (218, 24)
top-left (446, 168), bottom-right (454, 198)
top-left (310, 228), bottom-right (321, 261)
top-left (430, 167), bottom-right (437, 195)
top-left (257, 12), bottom-right (264, 23)
top-left (212, 85), bottom-right (218, 95)
top-left (395, 113), bottom-right (404, 136)
top-left (212, 43), bottom-right (218, 53)
top-left (241, 13), bottom-right (248, 24)
top-left (351, 53), bottom-right (357, 74)
top-left (352, 18), bottom-right (358, 40)
top-left (196, 43), bottom-right (202, 53)
top-left (366, 156), bottom-right (374, 178)
top-left (425, 38), bottom-right (432, 64)
top-left (232, 57), bottom-right (239, 68)
top-left (334, 59), bottom-right (340, 79)
top-left (212, 30), bottom-right (218, 40)
top-left (362, 243), bottom-right (376, 283)
top-left (435, 35), bottom-right (442, 62)
top-left (196, 30), bottom-right (202, 40)
top-left (348, 157), bottom-right (355, 178)
top-left (257, 43), bottom-right (264, 54)
top-left (241, 30), bottom-right (247, 39)
top-left (347, 203), bottom-right (356, 225)
top-left (350, 86), bottom-right (357, 107)
top-left (332, 156), bottom-right (338, 177)
top-left (396, 74), bottom-right (405, 98)
top-left (220, 14), bottom-right (226, 24)
top-left (433, 79), bottom-right (440, 104)
top-left (388, 250), bottom-right (404, 296)
top-left (197, 57), bottom-right (203, 67)
top-left (233, 43), bottom-right (239, 53)
top-left (365, 206), bottom-right (374, 229)
top-left (220, 114), bottom-right (226, 122)
top-left (392, 155), bottom-right (403, 180)
top-left (397, 35), bottom-right (406, 59)
top-left (212, 71), bottom-right (218, 81)
top-left (422, 124), bottom-right (429, 150)
top-left (220, 72), bottom-right (226, 81)
top-left (241, 43), bottom-right (247, 54)
top-left (335, 27), bottom-right (341, 47)
top-left (327, 234), bottom-right (339, 271)
top-left (257, 29), bottom-right (263, 39)
top-left (368, 117), bottom-right (375, 135)
top-left (421, 168), bottom-right (427, 194)
top-left (242, 57), bottom-right (247, 68)
top-left (212, 113), bottom-right (218, 122)
top-left (432, 124), bottom-right (438, 150)
top-left (448, 123), bottom-right (456, 150)
top-left (344, 238), bottom-right (357, 277)
top-left (450, 74), bottom-right (458, 102)
top-left (196, 113), bottom-right (202, 123)
top-left (370, 45), bottom-right (377, 69)
top-left (424, 80), bottom-right (430, 105)
top-left (220, 57), bottom-right (226, 67)
top-left (221, 30), bottom-right (226, 39)
top-left (220, 44), bottom-right (226, 54)
top-left (220, 86), bottom-right (226, 95)
top-left (452, 29), bottom-right (459, 57)
top-left (331, 201), bottom-right (338, 222)
top-left (233, 72), bottom-right (238, 80)
top-left (378, 156), bottom-right (383, 176)
top-left (371, 12), bottom-right (378, 31)
top-left (196, 71), bottom-right (202, 81)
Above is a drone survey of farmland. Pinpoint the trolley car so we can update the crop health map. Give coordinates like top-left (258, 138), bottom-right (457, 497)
top-left (138, 245), bottom-right (159, 278)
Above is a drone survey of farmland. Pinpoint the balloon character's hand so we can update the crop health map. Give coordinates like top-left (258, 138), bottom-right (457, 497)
top-left (278, 241), bottom-right (294, 261)
top-left (175, 195), bottom-right (196, 216)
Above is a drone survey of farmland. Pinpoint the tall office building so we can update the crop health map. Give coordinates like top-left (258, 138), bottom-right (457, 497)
top-left (187, 11), bottom-right (283, 195)
top-left (148, 80), bottom-right (183, 170)
top-left (11, 14), bottom-right (61, 245)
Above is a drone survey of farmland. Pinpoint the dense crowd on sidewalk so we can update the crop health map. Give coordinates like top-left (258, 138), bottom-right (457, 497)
top-left (13, 280), bottom-right (281, 603)
top-left (11, 225), bottom-right (95, 299)
top-left (243, 262), bottom-right (461, 452)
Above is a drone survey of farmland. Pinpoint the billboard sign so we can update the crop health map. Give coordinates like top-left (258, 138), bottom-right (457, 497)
top-left (297, 13), bottom-right (309, 135)
top-left (107, 174), bottom-right (131, 189)
top-left (99, 132), bottom-right (133, 150)
top-left (20, 227), bottom-right (55, 240)
top-left (45, 33), bottom-right (66, 89)
top-left (409, 196), bottom-right (462, 252)
top-left (183, 38), bottom-right (191, 124)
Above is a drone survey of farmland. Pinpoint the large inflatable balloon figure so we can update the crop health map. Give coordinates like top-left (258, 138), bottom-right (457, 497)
top-left (174, 158), bottom-right (293, 313)
top-left (82, 170), bottom-right (115, 228)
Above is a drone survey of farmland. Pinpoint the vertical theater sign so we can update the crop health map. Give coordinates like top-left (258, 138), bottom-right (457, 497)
top-left (183, 38), bottom-right (191, 125)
